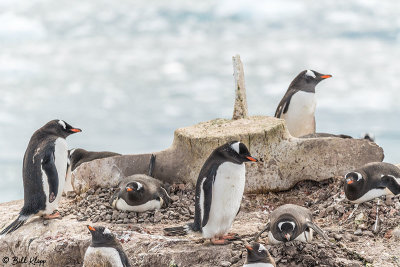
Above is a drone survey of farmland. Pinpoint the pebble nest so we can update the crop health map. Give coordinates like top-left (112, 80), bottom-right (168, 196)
top-left (59, 177), bottom-right (400, 267)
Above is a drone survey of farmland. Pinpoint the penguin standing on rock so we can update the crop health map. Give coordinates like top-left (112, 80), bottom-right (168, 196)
top-left (254, 204), bottom-right (328, 244)
top-left (111, 154), bottom-right (171, 212)
top-left (274, 70), bottom-right (332, 137)
top-left (344, 162), bottom-right (400, 204)
top-left (84, 225), bottom-right (131, 267)
top-left (0, 120), bottom-right (81, 235)
top-left (244, 242), bottom-right (276, 267)
top-left (164, 141), bottom-right (258, 245)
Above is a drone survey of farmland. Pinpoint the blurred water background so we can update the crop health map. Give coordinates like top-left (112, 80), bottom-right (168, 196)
top-left (1, 0), bottom-right (400, 202)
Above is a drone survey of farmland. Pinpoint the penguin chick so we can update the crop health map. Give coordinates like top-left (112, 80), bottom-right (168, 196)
top-left (244, 242), bottom-right (276, 267)
top-left (275, 70), bottom-right (332, 137)
top-left (1, 120), bottom-right (81, 235)
top-left (111, 155), bottom-right (171, 212)
top-left (254, 204), bottom-right (328, 244)
top-left (344, 162), bottom-right (400, 204)
top-left (84, 225), bottom-right (131, 267)
top-left (164, 141), bottom-right (258, 245)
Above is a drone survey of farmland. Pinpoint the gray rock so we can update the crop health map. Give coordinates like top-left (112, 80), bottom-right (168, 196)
top-left (354, 229), bottom-right (363, 236)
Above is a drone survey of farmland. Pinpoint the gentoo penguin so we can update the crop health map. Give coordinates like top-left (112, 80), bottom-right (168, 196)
top-left (84, 225), bottom-right (131, 267)
top-left (111, 154), bottom-right (171, 212)
top-left (254, 204), bottom-right (328, 244)
top-left (344, 162), bottom-right (400, 204)
top-left (362, 133), bottom-right (375, 142)
top-left (300, 133), bottom-right (352, 139)
top-left (64, 148), bottom-right (120, 192)
top-left (164, 141), bottom-right (258, 245)
top-left (0, 120), bottom-right (81, 235)
top-left (244, 242), bottom-right (276, 267)
top-left (274, 70), bottom-right (332, 137)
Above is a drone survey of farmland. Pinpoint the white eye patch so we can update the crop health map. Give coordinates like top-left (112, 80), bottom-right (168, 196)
top-left (355, 172), bottom-right (363, 181)
top-left (136, 182), bottom-right (143, 190)
top-left (258, 243), bottom-right (266, 252)
top-left (58, 120), bottom-right (66, 129)
top-left (231, 142), bottom-right (240, 154)
top-left (278, 221), bottom-right (296, 231)
top-left (103, 228), bottom-right (111, 235)
top-left (305, 70), bottom-right (316, 78)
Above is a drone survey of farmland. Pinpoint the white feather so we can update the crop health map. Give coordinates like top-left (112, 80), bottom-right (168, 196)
top-left (199, 177), bottom-right (207, 222)
top-left (294, 229), bottom-right (313, 242)
top-left (201, 162), bottom-right (245, 239)
top-left (58, 120), bottom-right (66, 129)
top-left (282, 91), bottom-right (316, 137)
top-left (84, 247), bottom-right (124, 267)
top-left (103, 228), bottom-right (111, 235)
top-left (231, 142), bottom-right (240, 154)
top-left (305, 69), bottom-right (316, 78)
top-left (115, 198), bottom-right (161, 212)
top-left (258, 243), bottom-right (266, 252)
top-left (351, 188), bottom-right (389, 204)
top-left (136, 182), bottom-right (143, 190)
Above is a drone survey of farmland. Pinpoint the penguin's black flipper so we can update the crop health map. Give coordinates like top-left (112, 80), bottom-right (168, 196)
top-left (200, 174), bottom-right (214, 228)
top-left (305, 221), bottom-right (329, 240)
top-left (274, 89), bottom-right (297, 118)
top-left (0, 214), bottom-right (30, 235)
top-left (380, 175), bottom-right (400, 195)
top-left (253, 222), bottom-right (270, 242)
top-left (42, 149), bottom-right (59, 203)
top-left (116, 247), bottom-right (131, 267)
top-left (148, 154), bottom-right (156, 177)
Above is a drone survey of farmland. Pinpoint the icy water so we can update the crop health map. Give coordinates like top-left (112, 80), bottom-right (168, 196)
top-left (1, 0), bottom-right (400, 202)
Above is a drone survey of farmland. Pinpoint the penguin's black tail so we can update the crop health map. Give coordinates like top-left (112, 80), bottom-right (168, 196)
top-left (163, 224), bottom-right (193, 236)
top-left (0, 214), bottom-right (30, 236)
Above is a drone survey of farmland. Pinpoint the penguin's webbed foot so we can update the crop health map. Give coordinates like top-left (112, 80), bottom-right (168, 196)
top-left (43, 211), bottom-right (61, 220)
top-left (210, 237), bottom-right (228, 245)
top-left (221, 232), bottom-right (239, 241)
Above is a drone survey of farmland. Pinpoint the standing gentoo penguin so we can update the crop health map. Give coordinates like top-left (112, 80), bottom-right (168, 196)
top-left (64, 148), bottom-right (121, 192)
top-left (244, 242), bottom-right (276, 267)
top-left (254, 204), bottom-right (328, 244)
top-left (274, 70), bottom-right (332, 137)
top-left (164, 141), bottom-right (258, 245)
top-left (0, 120), bottom-right (81, 235)
top-left (84, 225), bottom-right (131, 267)
top-left (111, 154), bottom-right (171, 212)
top-left (344, 162), bottom-right (400, 204)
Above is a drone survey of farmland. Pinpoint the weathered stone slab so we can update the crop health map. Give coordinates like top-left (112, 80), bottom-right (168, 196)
top-left (72, 116), bottom-right (384, 194)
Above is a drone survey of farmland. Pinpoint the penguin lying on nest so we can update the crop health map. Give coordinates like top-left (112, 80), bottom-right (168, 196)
top-left (84, 225), bottom-right (131, 267)
top-left (344, 162), bottom-right (400, 204)
top-left (244, 242), bottom-right (276, 267)
top-left (111, 154), bottom-right (171, 212)
top-left (1, 120), bottom-right (81, 235)
top-left (254, 204), bottom-right (329, 244)
top-left (164, 141), bottom-right (258, 245)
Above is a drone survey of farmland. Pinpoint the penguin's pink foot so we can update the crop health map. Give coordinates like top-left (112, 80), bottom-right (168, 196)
top-left (221, 233), bottom-right (239, 240)
top-left (210, 237), bottom-right (228, 245)
top-left (43, 211), bottom-right (61, 220)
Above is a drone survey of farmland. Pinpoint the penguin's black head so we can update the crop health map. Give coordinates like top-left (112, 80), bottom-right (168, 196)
top-left (43, 120), bottom-right (82, 138)
top-left (219, 141), bottom-right (258, 164)
top-left (87, 225), bottom-right (117, 246)
top-left (126, 181), bottom-right (144, 193)
top-left (289, 70), bottom-right (332, 92)
top-left (344, 172), bottom-right (364, 189)
top-left (245, 242), bottom-right (274, 264)
top-left (276, 219), bottom-right (296, 242)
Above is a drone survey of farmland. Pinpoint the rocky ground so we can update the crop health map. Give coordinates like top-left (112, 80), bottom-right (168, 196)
top-left (56, 177), bottom-right (400, 267)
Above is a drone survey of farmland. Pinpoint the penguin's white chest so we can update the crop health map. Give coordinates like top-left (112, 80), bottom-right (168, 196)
top-left (282, 91), bottom-right (316, 137)
top-left (84, 246), bottom-right (124, 267)
top-left (42, 138), bottom-right (68, 214)
top-left (201, 162), bottom-right (245, 239)
top-left (114, 198), bottom-right (161, 212)
top-left (244, 263), bottom-right (275, 267)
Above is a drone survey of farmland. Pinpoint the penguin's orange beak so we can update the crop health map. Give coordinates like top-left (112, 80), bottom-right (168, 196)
top-left (320, 74), bottom-right (332, 79)
top-left (246, 156), bottom-right (258, 162)
top-left (70, 128), bottom-right (82, 133)
top-left (87, 225), bottom-right (96, 232)
top-left (347, 180), bottom-right (354, 185)
top-left (285, 233), bottom-right (291, 241)
top-left (245, 245), bottom-right (253, 250)
top-left (126, 187), bottom-right (133, 192)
